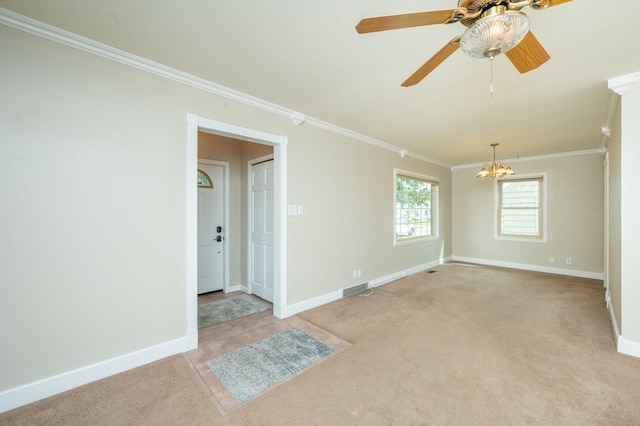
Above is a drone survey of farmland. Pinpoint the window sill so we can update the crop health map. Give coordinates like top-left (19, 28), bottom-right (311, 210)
top-left (394, 235), bottom-right (440, 247)
top-left (494, 235), bottom-right (548, 244)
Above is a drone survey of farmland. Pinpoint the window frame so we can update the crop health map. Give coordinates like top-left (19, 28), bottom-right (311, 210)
top-left (494, 173), bottom-right (547, 243)
top-left (393, 169), bottom-right (439, 246)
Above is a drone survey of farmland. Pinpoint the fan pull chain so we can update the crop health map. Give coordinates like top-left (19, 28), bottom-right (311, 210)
top-left (489, 56), bottom-right (494, 98)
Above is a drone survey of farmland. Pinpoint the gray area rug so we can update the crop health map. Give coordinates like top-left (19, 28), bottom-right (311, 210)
top-left (206, 328), bottom-right (336, 403)
top-left (198, 294), bottom-right (270, 329)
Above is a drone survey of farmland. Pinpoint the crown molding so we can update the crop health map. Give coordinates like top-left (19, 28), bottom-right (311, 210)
top-left (608, 71), bottom-right (640, 96)
top-left (304, 116), bottom-right (451, 168)
top-left (604, 70), bottom-right (640, 150)
top-left (407, 151), bottom-right (451, 168)
top-left (452, 148), bottom-right (604, 170)
top-left (0, 7), bottom-right (450, 169)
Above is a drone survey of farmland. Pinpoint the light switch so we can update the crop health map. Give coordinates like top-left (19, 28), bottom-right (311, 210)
top-left (287, 204), bottom-right (297, 216)
top-left (297, 205), bottom-right (303, 215)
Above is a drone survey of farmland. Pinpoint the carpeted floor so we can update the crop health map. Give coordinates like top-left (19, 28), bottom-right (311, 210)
top-left (3, 263), bottom-right (640, 425)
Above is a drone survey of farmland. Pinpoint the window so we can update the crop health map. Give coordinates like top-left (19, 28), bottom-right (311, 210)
top-left (394, 170), bottom-right (438, 243)
top-left (497, 175), bottom-right (545, 240)
top-left (197, 169), bottom-right (213, 188)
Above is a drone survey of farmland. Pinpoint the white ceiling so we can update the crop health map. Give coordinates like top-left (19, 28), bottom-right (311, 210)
top-left (1, 0), bottom-right (639, 165)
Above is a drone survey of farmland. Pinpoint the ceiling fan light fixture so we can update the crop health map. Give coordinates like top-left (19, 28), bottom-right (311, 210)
top-left (460, 9), bottom-right (530, 59)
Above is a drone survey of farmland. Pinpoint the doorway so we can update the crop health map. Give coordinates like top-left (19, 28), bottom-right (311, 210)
top-left (186, 114), bottom-right (288, 349)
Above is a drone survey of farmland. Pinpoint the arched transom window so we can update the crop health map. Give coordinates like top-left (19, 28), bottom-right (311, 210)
top-left (197, 169), bottom-right (213, 188)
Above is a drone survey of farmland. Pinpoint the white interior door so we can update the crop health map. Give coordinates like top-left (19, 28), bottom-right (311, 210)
top-left (250, 159), bottom-right (274, 302)
top-left (198, 163), bottom-right (224, 294)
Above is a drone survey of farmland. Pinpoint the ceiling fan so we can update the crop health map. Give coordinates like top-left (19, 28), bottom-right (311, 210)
top-left (356, 0), bottom-right (571, 87)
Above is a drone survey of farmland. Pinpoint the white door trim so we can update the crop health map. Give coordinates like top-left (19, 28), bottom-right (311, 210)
top-left (186, 114), bottom-right (288, 348)
top-left (198, 159), bottom-right (230, 293)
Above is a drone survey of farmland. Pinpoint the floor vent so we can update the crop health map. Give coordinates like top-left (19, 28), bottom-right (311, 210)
top-left (343, 283), bottom-right (369, 297)
top-left (426, 270), bottom-right (437, 274)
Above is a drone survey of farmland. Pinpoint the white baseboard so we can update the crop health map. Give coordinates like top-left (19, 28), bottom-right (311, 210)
top-left (451, 256), bottom-right (604, 280)
top-left (608, 299), bottom-right (621, 345)
top-left (226, 284), bottom-right (243, 293)
top-left (618, 336), bottom-right (640, 358)
top-left (607, 300), bottom-right (640, 359)
top-left (0, 336), bottom-right (196, 414)
top-left (369, 271), bottom-right (404, 288)
top-left (280, 257), bottom-right (452, 317)
top-left (279, 289), bottom-right (343, 318)
top-left (371, 257), bottom-right (451, 288)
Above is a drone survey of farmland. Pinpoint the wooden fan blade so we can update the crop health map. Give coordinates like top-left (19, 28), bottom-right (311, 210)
top-left (549, 0), bottom-right (572, 5)
top-left (356, 9), bottom-right (457, 34)
top-left (505, 31), bottom-right (550, 73)
top-left (402, 36), bottom-right (461, 87)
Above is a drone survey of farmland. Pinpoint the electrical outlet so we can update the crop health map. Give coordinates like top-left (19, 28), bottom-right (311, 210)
top-left (549, 256), bottom-right (555, 264)
top-left (565, 257), bottom-right (572, 265)
top-left (357, 269), bottom-right (362, 278)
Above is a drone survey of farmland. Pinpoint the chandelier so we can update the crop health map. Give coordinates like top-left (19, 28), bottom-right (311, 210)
top-left (460, 5), bottom-right (531, 59)
top-left (476, 143), bottom-right (515, 178)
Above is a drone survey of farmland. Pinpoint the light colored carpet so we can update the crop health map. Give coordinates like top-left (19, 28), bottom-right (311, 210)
top-left (198, 294), bottom-right (270, 329)
top-left (3, 263), bottom-right (640, 425)
top-left (207, 328), bottom-right (336, 403)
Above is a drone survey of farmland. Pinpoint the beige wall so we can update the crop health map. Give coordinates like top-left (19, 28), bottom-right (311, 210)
top-left (452, 153), bottom-right (604, 275)
top-left (0, 24), bottom-right (451, 394)
top-left (286, 124), bottom-right (452, 303)
top-left (2, 26), bottom-right (193, 390)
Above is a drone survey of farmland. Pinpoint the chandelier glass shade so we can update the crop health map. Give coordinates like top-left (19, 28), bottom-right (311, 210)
top-left (476, 143), bottom-right (515, 178)
top-left (460, 8), bottom-right (531, 59)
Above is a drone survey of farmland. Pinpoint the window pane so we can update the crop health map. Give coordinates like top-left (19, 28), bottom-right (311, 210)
top-left (501, 181), bottom-right (539, 208)
top-left (197, 169), bottom-right (213, 188)
top-left (499, 178), bottom-right (542, 238)
top-left (395, 176), bottom-right (434, 240)
top-left (501, 208), bottom-right (539, 235)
